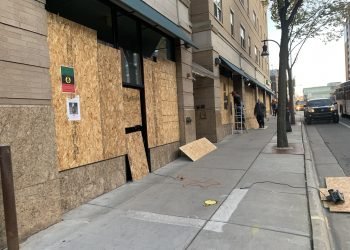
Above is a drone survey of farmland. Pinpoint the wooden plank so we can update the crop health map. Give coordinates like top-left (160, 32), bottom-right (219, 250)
top-left (126, 132), bottom-right (149, 181)
top-left (179, 138), bottom-right (217, 161)
top-left (244, 87), bottom-right (259, 129)
top-left (144, 58), bottom-right (179, 148)
top-left (323, 177), bottom-right (350, 212)
top-left (98, 44), bottom-right (126, 158)
top-left (123, 88), bottom-right (142, 128)
top-left (48, 14), bottom-right (103, 171)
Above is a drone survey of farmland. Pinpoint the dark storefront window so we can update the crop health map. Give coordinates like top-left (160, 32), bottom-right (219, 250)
top-left (117, 13), bottom-right (142, 86)
top-left (141, 25), bottom-right (174, 61)
top-left (46, 0), bottom-right (114, 45)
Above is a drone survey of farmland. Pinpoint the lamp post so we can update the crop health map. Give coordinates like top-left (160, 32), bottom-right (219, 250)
top-left (261, 39), bottom-right (292, 133)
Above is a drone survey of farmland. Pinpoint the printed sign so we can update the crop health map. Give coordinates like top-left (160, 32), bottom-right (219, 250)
top-left (66, 96), bottom-right (81, 121)
top-left (61, 66), bottom-right (75, 93)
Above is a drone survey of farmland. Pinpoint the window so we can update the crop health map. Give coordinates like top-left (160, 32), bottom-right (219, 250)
top-left (117, 13), bottom-right (142, 86)
top-left (214, 0), bottom-right (222, 21)
top-left (240, 25), bottom-right (246, 48)
top-left (142, 25), bottom-right (174, 61)
top-left (230, 11), bottom-right (234, 35)
top-left (253, 11), bottom-right (257, 27)
top-left (46, 0), bottom-right (114, 45)
top-left (254, 46), bottom-right (258, 63)
top-left (248, 36), bottom-right (251, 56)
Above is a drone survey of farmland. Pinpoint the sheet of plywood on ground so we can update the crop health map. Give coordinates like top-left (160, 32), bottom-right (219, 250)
top-left (323, 177), bottom-right (350, 212)
top-left (179, 138), bottom-right (217, 161)
top-left (48, 14), bottom-right (103, 171)
top-left (123, 88), bottom-right (142, 128)
top-left (126, 132), bottom-right (149, 181)
top-left (244, 87), bottom-right (259, 129)
top-left (220, 76), bottom-right (234, 125)
top-left (98, 44), bottom-right (126, 158)
top-left (144, 59), bottom-right (179, 148)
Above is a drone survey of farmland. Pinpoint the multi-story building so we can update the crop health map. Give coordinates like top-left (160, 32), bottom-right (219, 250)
top-left (191, 0), bottom-right (273, 142)
top-left (0, 0), bottom-right (196, 247)
top-left (0, 0), bottom-right (273, 247)
top-left (345, 18), bottom-right (350, 80)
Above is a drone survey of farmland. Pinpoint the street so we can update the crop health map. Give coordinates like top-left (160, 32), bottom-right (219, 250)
top-left (304, 113), bottom-right (350, 249)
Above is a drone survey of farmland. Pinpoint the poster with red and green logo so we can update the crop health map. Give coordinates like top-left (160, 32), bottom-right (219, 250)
top-left (61, 66), bottom-right (75, 93)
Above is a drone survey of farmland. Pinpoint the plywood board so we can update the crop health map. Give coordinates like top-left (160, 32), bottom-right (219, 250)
top-left (244, 87), bottom-right (259, 129)
top-left (321, 177), bottom-right (350, 212)
top-left (98, 44), bottom-right (126, 158)
top-left (123, 88), bottom-right (142, 128)
top-left (221, 75), bottom-right (234, 125)
top-left (126, 132), bottom-right (149, 181)
top-left (48, 14), bottom-right (103, 170)
top-left (144, 59), bottom-right (179, 148)
top-left (179, 138), bottom-right (217, 161)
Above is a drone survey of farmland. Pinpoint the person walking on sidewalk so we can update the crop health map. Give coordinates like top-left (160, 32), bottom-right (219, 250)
top-left (272, 99), bottom-right (278, 116)
top-left (254, 99), bottom-right (265, 128)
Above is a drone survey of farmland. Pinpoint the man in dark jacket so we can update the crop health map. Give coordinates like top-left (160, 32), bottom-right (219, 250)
top-left (254, 99), bottom-right (266, 128)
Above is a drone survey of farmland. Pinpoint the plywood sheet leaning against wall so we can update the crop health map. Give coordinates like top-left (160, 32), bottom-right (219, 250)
top-left (98, 44), bottom-right (126, 159)
top-left (123, 88), bottom-right (142, 128)
top-left (126, 132), bottom-right (149, 180)
top-left (179, 138), bottom-right (217, 161)
top-left (244, 86), bottom-right (259, 129)
top-left (319, 177), bottom-right (350, 212)
top-left (48, 14), bottom-right (103, 170)
top-left (220, 76), bottom-right (234, 125)
top-left (144, 59), bottom-right (180, 148)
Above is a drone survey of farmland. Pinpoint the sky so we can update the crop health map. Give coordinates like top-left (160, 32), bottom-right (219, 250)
top-left (267, 14), bottom-right (346, 96)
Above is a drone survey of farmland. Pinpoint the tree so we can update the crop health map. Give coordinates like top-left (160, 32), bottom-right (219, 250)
top-left (270, 0), bottom-right (350, 146)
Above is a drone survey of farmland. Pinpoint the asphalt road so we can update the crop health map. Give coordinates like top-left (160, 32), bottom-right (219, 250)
top-left (304, 113), bottom-right (350, 249)
top-left (312, 116), bottom-right (350, 176)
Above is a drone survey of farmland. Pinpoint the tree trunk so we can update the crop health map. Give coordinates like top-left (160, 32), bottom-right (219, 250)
top-left (277, 26), bottom-right (289, 148)
top-left (287, 65), bottom-right (296, 124)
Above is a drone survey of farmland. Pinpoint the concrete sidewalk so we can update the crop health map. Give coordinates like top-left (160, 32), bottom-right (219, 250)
top-left (21, 118), bottom-right (319, 250)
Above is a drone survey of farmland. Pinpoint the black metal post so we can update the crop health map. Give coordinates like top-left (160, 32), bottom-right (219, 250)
top-left (0, 145), bottom-right (19, 250)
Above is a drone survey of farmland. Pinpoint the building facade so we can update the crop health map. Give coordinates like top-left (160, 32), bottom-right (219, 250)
top-left (0, 0), bottom-right (195, 247)
top-left (0, 0), bottom-right (273, 247)
top-left (191, 0), bottom-right (273, 142)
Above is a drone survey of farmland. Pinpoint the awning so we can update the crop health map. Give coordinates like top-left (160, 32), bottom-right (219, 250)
top-left (219, 56), bottom-right (274, 95)
top-left (219, 56), bottom-right (247, 78)
top-left (111, 0), bottom-right (197, 48)
top-left (192, 63), bottom-right (216, 79)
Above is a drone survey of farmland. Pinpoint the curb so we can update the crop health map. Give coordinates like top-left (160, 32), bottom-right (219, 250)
top-left (302, 123), bottom-right (333, 250)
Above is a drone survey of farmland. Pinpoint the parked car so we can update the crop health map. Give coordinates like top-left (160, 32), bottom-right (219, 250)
top-left (304, 98), bottom-right (339, 124)
top-left (295, 100), bottom-right (306, 111)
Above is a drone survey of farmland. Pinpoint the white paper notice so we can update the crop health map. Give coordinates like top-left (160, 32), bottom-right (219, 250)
top-left (66, 96), bottom-right (81, 121)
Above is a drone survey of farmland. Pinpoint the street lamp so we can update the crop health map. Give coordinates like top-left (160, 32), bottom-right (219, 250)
top-left (260, 39), bottom-right (292, 133)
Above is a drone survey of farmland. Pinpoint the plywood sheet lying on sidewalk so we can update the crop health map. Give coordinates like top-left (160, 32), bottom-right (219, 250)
top-left (98, 44), bottom-right (126, 158)
top-left (320, 177), bottom-right (350, 212)
top-left (179, 138), bottom-right (217, 161)
top-left (48, 14), bottom-right (103, 170)
top-left (144, 59), bottom-right (179, 148)
top-left (126, 132), bottom-right (149, 181)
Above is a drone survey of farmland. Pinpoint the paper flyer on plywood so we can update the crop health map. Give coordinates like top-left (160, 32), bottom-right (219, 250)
top-left (66, 95), bottom-right (81, 121)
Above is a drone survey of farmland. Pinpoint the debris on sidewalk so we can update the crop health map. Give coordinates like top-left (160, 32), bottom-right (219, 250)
top-left (319, 177), bottom-right (350, 212)
top-left (179, 137), bottom-right (216, 161)
top-left (204, 199), bottom-right (217, 207)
